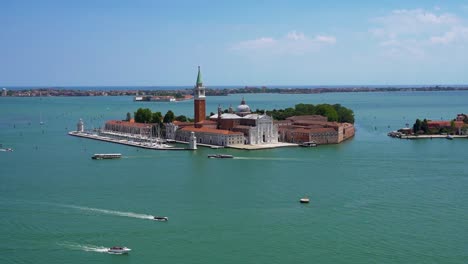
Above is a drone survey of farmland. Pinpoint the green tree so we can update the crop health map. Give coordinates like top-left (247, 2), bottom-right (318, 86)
top-left (315, 104), bottom-right (338, 122)
top-left (175, 115), bottom-right (188, 122)
top-left (152, 112), bottom-right (163, 124)
top-left (413, 119), bottom-right (422, 133)
top-left (450, 120), bottom-right (456, 134)
top-left (134, 108), bottom-right (152, 123)
top-left (334, 104), bottom-right (355, 123)
top-left (126, 112), bottom-right (132, 121)
top-left (421, 119), bottom-right (429, 134)
top-left (163, 110), bottom-right (175, 123)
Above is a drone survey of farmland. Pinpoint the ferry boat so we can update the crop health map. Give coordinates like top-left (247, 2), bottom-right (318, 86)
top-left (153, 216), bottom-right (169, 222)
top-left (207, 154), bottom-right (234, 159)
top-left (108, 246), bottom-right (131, 254)
top-left (91, 153), bottom-right (122, 160)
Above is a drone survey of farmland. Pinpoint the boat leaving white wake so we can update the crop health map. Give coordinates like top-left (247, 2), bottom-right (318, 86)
top-left (59, 242), bottom-right (109, 253)
top-left (61, 204), bottom-right (154, 220)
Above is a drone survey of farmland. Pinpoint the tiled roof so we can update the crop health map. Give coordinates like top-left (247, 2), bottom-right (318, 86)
top-left (180, 126), bottom-right (243, 135)
top-left (106, 120), bottom-right (152, 128)
top-left (428, 120), bottom-right (464, 128)
top-left (288, 127), bottom-right (336, 133)
top-left (210, 113), bottom-right (242, 119)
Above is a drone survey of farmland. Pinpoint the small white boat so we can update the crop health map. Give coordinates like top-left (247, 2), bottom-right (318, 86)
top-left (446, 135), bottom-right (454, 140)
top-left (153, 216), bottom-right (169, 222)
top-left (300, 141), bottom-right (317, 147)
top-left (207, 154), bottom-right (234, 159)
top-left (300, 197), bottom-right (310, 203)
top-left (108, 246), bottom-right (131, 254)
top-left (0, 148), bottom-right (13, 152)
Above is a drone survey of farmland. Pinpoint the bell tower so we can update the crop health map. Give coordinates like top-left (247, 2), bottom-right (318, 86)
top-left (194, 66), bottom-right (206, 125)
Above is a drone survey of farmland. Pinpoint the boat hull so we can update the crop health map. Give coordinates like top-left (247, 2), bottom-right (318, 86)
top-left (108, 247), bottom-right (131, 254)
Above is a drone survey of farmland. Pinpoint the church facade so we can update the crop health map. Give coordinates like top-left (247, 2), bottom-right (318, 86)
top-left (167, 67), bottom-right (279, 147)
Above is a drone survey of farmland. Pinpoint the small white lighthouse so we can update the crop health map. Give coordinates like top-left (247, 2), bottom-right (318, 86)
top-left (189, 132), bottom-right (197, 150)
top-left (77, 118), bottom-right (84, 132)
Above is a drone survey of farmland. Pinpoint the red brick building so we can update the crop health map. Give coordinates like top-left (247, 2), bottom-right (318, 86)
top-left (276, 115), bottom-right (355, 145)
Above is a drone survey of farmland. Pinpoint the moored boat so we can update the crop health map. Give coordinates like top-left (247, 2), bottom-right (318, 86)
top-left (108, 246), bottom-right (131, 254)
top-left (92, 153), bottom-right (122, 160)
top-left (446, 135), bottom-right (454, 140)
top-left (300, 141), bottom-right (317, 147)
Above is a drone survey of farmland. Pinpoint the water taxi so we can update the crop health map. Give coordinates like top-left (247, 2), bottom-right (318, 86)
top-left (91, 153), bottom-right (122, 160)
top-left (153, 216), bottom-right (169, 222)
top-left (207, 154), bottom-right (234, 159)
top-left (0, 148), bottom-right (13, 152)
top-left (108, 246), bottom-right (131, 254)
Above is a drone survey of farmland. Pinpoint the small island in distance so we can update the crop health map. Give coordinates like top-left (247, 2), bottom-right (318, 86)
top-left (2, 85), bottom-right (468, 97)
top-left (388, 113), bottom-right (468, 139)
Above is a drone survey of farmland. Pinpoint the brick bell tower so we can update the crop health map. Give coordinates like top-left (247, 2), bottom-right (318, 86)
top-left (194, 66), bottom-right (206, 127)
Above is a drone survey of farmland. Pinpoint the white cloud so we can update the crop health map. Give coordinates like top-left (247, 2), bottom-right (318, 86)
top-left (231, 37), bottom-right (276, 50)
top-left (370, 8), bottom-right (468, 58)
top-left (286, 30), bottom-right (306, 40)
top-left (314, 35), bottom-right (336, 44)
top-left (430, 26), bottom-right (468, 44)
top-left (231, 31), bottom-right (336, 55)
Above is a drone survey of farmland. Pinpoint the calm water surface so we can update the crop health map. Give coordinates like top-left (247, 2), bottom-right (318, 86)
top-left (0, 91), bottom-right (467, 264)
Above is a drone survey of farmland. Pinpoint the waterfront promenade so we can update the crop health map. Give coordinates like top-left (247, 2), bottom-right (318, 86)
top-left (68, 131), bottom-right (187, 150)
top-left (400, 134), bottom-right (468, 139)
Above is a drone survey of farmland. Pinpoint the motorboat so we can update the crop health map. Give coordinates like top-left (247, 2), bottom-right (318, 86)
top-left (300, 141), bottom-right (317, 147)
top-left (108, 246), bottom-right (131, 254)
top-left (299, 197), bottom-right (310, 203)
top-left (91, 153), bottom-right (122, 160)
top-left (446, 135), bottom-right (454, 140)
top-left (207, 154), bottom-right (234, 159)
top-left (153, 216), bottom-right (169, 222)
top-left (0, 148), bottom-right (13, 152)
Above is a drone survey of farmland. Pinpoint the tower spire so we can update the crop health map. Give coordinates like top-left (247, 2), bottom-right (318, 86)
top-left (196, 65), bottom-right (203, 86)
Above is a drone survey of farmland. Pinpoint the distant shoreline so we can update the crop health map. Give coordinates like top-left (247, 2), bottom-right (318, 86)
top-left (2, 86), bottom-right (468, 97)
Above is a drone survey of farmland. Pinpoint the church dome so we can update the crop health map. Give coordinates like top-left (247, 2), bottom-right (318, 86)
top-left (236, 97), bottom-right (251, 113)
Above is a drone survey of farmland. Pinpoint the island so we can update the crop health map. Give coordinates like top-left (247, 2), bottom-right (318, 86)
top-left (69, 67), bottom-right (356, 149)
top-left (2, 85), bottom-right (468, 97)
top-left (388, 114), bottom-right (468, 139)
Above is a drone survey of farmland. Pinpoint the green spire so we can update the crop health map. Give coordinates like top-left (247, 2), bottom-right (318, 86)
top-left (196, 66), bottom-right (203, 86)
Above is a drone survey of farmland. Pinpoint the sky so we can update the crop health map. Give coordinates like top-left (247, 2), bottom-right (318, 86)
top-left (1, 0), bottom-right (468, 86)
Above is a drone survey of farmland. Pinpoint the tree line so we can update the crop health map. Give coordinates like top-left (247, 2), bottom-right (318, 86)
top-left (132, 108), bottom-right (191, 124)
top-left (131, 103), bottom-right (354, 125)
top-left (253, 103), bottom-right (355, 123)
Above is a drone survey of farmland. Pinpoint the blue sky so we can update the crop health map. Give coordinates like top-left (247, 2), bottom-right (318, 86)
top-left (1, 0), bottom-right (468, 86)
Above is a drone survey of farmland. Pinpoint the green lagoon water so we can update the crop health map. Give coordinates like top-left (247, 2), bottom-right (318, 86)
top-left (0, 91), bottom-right (467, 263)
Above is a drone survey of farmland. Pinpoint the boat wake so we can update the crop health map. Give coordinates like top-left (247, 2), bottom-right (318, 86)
top-left (61, 204), bottom-right (154, 220)
top-left (59, 242), bottom-right (109, 253)
top-left (233, 157), bottom-right (303, 161)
